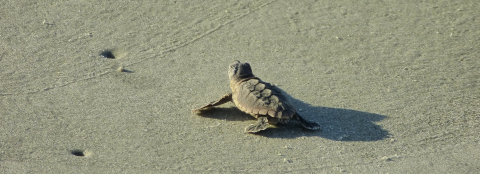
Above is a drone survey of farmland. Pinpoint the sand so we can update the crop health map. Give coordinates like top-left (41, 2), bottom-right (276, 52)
top-left (1, 0), bottom-right (479, 173)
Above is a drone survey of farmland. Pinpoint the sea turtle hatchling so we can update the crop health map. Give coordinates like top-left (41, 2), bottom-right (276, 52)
top-left (192, 60), bottom-right (321, 133)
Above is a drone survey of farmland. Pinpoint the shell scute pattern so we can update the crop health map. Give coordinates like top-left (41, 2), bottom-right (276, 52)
top-left (235, 78), bottom-right (293, 119)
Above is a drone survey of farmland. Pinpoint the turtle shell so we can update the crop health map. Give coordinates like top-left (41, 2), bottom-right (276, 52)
top-left (232, 78), bottom-right (296, 119)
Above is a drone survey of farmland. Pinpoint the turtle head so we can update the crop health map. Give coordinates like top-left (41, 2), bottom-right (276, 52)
top-left (228, 60), bottom-right (254, 81)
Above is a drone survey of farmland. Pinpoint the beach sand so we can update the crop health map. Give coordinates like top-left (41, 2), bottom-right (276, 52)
top-left (1, 0), bottom-right (479, 173)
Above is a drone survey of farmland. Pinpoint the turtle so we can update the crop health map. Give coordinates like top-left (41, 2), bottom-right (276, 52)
top-left (192, 60), bottom-right (321, 133)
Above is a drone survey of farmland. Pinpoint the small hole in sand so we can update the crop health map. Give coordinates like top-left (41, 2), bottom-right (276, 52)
top-left (100, 50), bottom-right (115, 59)
top-left (70, 150), bottom-right (85, 157)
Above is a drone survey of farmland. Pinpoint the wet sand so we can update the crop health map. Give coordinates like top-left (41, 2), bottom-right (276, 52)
top-left (1, 0), bottom-right (479, 173)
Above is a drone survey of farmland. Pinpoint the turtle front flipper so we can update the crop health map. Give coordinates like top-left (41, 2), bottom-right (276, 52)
top-left (296, 114), bottom-right (321, 130)
top-left (192, 93), bottom-right (233, 113)
top-left (245, 117), bottom-right (269, 133)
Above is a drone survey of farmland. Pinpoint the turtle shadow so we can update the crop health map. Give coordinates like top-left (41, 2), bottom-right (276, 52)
top-left (194, 90), bottom-right (390, 141)
top-left (256, 89), bottom-right (390, 141)
top-left (256, 107), bottom-right (389, 141)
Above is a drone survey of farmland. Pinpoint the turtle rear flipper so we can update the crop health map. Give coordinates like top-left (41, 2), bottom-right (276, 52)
top-left (192, 93), bottom-right (233, 113)
top-left (296, 114), bottom-right (321, 130)
top-left (245, 117), bottom-right (269, 133)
